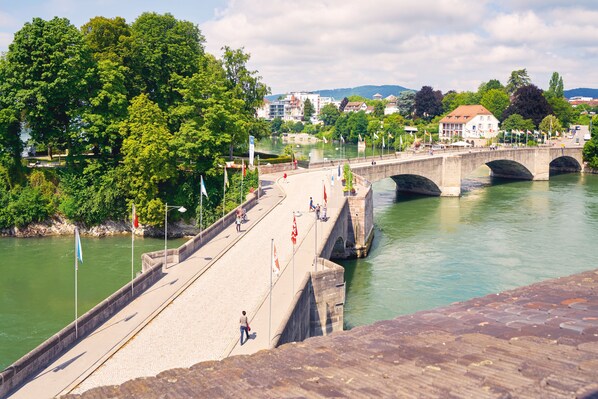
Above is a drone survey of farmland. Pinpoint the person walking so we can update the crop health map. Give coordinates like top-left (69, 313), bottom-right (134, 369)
top-left (315, 204), bottom-right (321, 220)
top-left (309, 196), bottom-right (315, 211)
top-left (235, 210), bottom-right (242, 232)
top-left (240, 310), bottom-right (250, 345)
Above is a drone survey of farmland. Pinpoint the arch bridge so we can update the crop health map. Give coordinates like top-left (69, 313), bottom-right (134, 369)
top-left (352, 147), bottom-right (583, 196)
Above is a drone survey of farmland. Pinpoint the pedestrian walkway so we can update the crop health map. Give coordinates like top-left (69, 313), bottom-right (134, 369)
top-left (8, 166), bottom-right (346, 398)
top-left (8, 179), bottom-right (284, 399)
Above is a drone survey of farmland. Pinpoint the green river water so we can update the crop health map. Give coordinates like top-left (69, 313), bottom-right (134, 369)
top-left (0, 236), bottom-right (185, 370)
top-left (1, 139), bottom-right (596, 369)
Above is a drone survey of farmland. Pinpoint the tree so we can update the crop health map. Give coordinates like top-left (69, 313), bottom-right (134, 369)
top-left (506, 69), bottom-right (531, 95)
top-left (545, 95), bottom-right (575, 128)
top-left (81, 16), bottom-right (131, 64)
top-left (373, 101), bottom-right (385, 118)
top-left (339, 97), bottom-right (349, 112)
top-left (81, 59), bottom-right (129, 158)
top-left (539, 115), bottom-right (563, 134)
top-left (129, 13), bottom-right (205, 111)
top-left (6, 17), bottom-right (94, 159)
top-left (547, 72), bottom-right (564, 98)
top-left (478, 79), bottom-right (504, 95)
top-left (221, 46), bottom-right (270, 159)
top-left (120, 94), bottom-right (177, 225)
top-left (501, 114), bottom-right (535, 132)
top-left (319, 103), bottom-right (340, 126)
top-left (442, 91), bottom-right (480, 113)
top-left (303, 98), bottom-right (314, 121)
top-left (502, 85), bottom-right (552, 127)
top-left (415, 86), bottom-right (443, 119)
top-left (583, 138), bottom-right (598, 169)
top-left (270, 117), bottom-right (283, 133)
top-left (481, 89), bottom-right (510, 120)
top-left (173, 54), bottom-right (246, 173)
top-left (396, 91), bottom-right (416, 117)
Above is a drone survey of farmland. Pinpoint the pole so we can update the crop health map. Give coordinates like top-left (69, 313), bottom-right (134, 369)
top-left (200, 189), bottom-right (203, 243)
top-left (240, 161), bottom-right (244, 205)
top-left (314, 213), bottom-right (317, 272)
top-left (74, 228), bottom-right (78, 338)
top-left (164, 202), bottom-right (168, 269)
top-left (269, 238), bottom-right (273, 346)
top-left (292, 242), bottom-right (295, 294)
top-left (222, 167), bottom-right (226, 227)
top-left (257, 155), bottom-right (260, 203)
top-left (131, 205), bottom-right (134, 295)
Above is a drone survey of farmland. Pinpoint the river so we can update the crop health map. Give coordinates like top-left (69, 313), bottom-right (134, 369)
top-left (0, 236), bottom-right (185, 370)
top-left (1, 139), bottom-right (595, 369)
top-left (340, 170), bottom-right (598, 329)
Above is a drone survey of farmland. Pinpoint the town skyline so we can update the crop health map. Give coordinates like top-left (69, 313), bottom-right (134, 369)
top-left (0, 0), bottom-right (597, 94)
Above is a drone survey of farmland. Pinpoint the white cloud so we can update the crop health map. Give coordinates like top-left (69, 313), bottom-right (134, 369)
top-left (201, 0), bottom-right (598, 94)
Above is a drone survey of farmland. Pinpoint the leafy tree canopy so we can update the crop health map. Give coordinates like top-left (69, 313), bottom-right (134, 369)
top-left (415, 86), bottom-right (443, 119)
top-left (506, 68), bottom-right (531, 95)
top-left (481, 89), bottom-right (510, 121)
top-left (502, 85), bottom-right (552, 127)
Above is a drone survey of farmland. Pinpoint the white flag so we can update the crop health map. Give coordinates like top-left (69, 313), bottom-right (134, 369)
top-left (200, 175), bottom-right (208, 198)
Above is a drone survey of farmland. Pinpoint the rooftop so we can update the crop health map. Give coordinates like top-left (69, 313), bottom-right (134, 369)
top-left (440, 105), bottom-right (495, 124)
top-left (66, 269), bottom-right (598, 398)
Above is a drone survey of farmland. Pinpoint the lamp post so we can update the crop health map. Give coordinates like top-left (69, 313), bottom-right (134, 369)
top-left (164, 203), bottom-right (187, 269)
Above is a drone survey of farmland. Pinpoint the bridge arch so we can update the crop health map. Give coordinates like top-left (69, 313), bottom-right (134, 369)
top-left (330, 237), bottom-right (346, 259)
top-left (485, 160), bottom-right (534, 180)
top-left (549, 155), bottom-right (582, 174)
top-left (390, 174), bottom-right (442, 196)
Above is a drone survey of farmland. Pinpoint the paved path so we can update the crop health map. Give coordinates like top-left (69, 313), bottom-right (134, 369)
top-left (8, 167), bottom-right (345, 398)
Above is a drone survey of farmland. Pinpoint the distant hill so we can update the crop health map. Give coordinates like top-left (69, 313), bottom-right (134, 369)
top-left (564, 88), bottom-right (598, 99)
top-left (266, 84), bottom-right (413, 101)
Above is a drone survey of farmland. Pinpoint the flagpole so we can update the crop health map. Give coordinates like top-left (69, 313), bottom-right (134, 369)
top-left (269, 238), bottom-right (273, 346)
top-left (257, 155), bottom-right (260, 203)
top-left (131, 204), bottom-right (134, 296)
top-left (222, 167), bottom-right (226, 227)
top-left (240, 161), bottom-right (244, 205)
top-left (200, 185), bottom-right (203, 243)
top-left (74, 227), bottom-right (78, 339)
top-left (314, 212), bottom-right (318, 272)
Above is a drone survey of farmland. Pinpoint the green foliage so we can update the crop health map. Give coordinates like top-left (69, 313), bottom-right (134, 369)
top-left (539, 115), bottom-right (562, 134)
top-left (81, 16), bottom-right (131, 64)
top-left (303, 98), bottom-right (315, 121)
top-left (373, 101), bottom-right (385, 118)
top-left (271, 117), bottom-right (283, 132)
top-left (319, 103), bottom-right (341, 126)
top-left (58, 163), bottom-right (127, 225)
top-left (545, 94), bottom-right (575, 128)
top-left (442, 91), bottom-right (480, 113)
top-left (342, 163), bottom-right (353, 192)
top-left (506, 69), bottom-right (531, 95)
top-left (6, 17), bottom-right (94, 159)
top-left (547, 72), bottom-right (564, 98)
top-left (481, 89), bottom-right (510, 120)
top-left (501, 114), bottom-right (535, 132)
top-left (583, 138), bottom-right (598, 169)
top-left (121, 94), bottom-right (177, 225)
top-left (396, 91), bottom-right (416, 117)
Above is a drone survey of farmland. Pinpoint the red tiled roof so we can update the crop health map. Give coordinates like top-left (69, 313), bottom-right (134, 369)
top-left (440, 105), bottom-right (494, 124)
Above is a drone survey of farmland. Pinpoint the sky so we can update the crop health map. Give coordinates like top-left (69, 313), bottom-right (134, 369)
top-left (1, 0), bottom-right (597, 95)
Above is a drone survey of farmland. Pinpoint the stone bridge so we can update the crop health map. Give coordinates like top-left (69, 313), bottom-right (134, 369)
top-left (352, 147), bottom-right (583, 196)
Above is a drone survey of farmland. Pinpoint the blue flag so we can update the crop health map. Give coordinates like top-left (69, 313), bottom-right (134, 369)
top-left (200, 175), bottom-right (208, 198)
top-left (75, 227), bottom-right (83, 268)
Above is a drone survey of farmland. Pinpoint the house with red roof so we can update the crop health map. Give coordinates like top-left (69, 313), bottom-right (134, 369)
top-left (439, 105), bottom-right (499, 141)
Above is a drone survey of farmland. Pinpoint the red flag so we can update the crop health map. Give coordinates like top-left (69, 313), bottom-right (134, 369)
top-left (132, 204), bottom-right (139, 228)
top-left (272, 244), bottom-right (280, 273)
top-left (323, 184), bottom-right (327, 204)
top-left (291, 215), bottom-right (298, 245)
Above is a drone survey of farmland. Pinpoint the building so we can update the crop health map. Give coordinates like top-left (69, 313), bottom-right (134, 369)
top-left (343, 101), bottom-right (367, 113)
top-left (268, 100), bottom-right (286, 120)
top-left (373, 93), bottom-right (382, 100)
top-left (384, 102), bottom-right (399, 115)
top-left (439, 105), bottom-right (499, 141)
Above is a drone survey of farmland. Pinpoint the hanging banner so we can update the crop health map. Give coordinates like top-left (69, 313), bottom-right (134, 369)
top-left (249, 135), bottom-right (255, 166)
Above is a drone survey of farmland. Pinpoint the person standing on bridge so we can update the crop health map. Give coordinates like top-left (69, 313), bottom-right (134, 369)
top-left (240, 310), bottom-right (250, 345)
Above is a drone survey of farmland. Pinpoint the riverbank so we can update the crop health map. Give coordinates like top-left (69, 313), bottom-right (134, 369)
top-left (0, 216), bottom-right (199, 238)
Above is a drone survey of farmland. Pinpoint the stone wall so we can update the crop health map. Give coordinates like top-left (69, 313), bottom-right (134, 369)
top-left (272, 258), bottom-right (345, 348)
